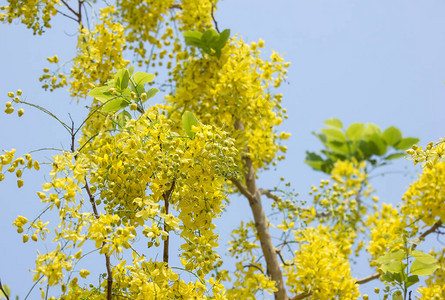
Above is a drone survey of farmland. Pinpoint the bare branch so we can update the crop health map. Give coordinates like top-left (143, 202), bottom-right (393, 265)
top-left (418, 221), bottom-right (443, 242)
top-left (60, 0), bottom-right (79, 18)
top-left (0, 278), bottom-right (10, 300)
top-left (210, 2), bottom-right (220, 33)
top-left (356, 272), bottom-right (380, 284)
top-left (291, 292), bottom-right (312, 300)
top-left (231, 178), bottom-right (255, 204)
top-left (169, 4), bottom-right (182, 9)
top-left (243, 264), bottom-right (265, 274)
top-left (162, 180), bottom-right (176, 267)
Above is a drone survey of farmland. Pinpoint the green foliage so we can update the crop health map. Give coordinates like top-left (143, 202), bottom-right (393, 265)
top-left (305, 118), bottom-right (419, 173)
top-left (375, 236), bottom-right (438, 300)
top-left (182, 111), bottom-right (199, 138)
top-left (87, 67), bottom-right (159, 113)
top-left (184, 28), bottom-right (231, 58)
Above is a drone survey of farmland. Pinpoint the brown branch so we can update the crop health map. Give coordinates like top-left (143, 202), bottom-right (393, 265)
top-left (60, 0), bottom-right (79, 18)
top-left (0, 279), bottom-right (10, 300)
top-left (169, 4), bottom-right (182, 9)
top-left (291, 292), bottom-right (312, 300)
top-left (233, 118), bottom-right (288, 299)
top-left (243, 264), bottom-right (265, 274)
top-left (84, 178), bottom-right (112, 300)
top-left (259, 188), bottom-right (280, 201)
top-left (275, 249), bottom-right (293, 267)
top-left (162, 180), bottom-right (176, 267)
top-left (418, 220), bottom-right (442, 242)
top-left (56, 9), bottom-right (79, 22)
top-left (210, 2), bottom-right (220, 33)
top-left (231, 178), bottom-right (255, 204)
top-left (356, 272), bottom-right (380, 284)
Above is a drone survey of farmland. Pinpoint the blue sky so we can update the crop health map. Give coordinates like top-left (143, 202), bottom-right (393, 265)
top-left (1, 0), bottom-right (444, 298)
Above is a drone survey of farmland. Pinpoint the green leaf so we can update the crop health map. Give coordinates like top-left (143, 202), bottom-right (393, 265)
top-left (368, 133), bottom-right (387, 156)
top-left (394, 137), bottom-right (420, 150)
top-left (321, 128), bottom-right (346, 143)
top-left (376, 250), bottom-right (405, 264)
top-left (392, 291), bottom-right (403, 300)
top-left (304, 152), bottom-right (325, 171)
top-left (127, 66), bottom-right (135, 75)
top-left (363, 123), bottom-right (382, 139)
top-left (411, 251), bottom-right (438, 264)
top-left (116, 110), bottom-right (131, 129)
top-left (132, 72), bottom-right (155, 85)
top-left (384, 153), bottom-right (406, 161)
top-left (131, 83), bottom-right (145, 96)
top-left (382, 126), bottom-right (402, 146)
top-left (324, 118), bottom-right (343, 129)
top-left (380, 272), bottom-right (395, 283)
top-left (184, 30), bottom-right (204, 46)
top-left (386, 261), bottom-right (405, 273)
top-left (214, 29), bottom-right (230, 50)
top-left (327, 141), bottom-right (348, 156)
top-left (114, 68), bottom-right (130, 91)
top-left (410, 260), bottom-right (438, 276)
top-left (345, 123), bottom-right (365, 141)
top-left (88, 86), bottom-right (113, 103)
top-left (102, 97), bottom-right (130, 113)
top-left (182, 111), bottom-right (199, 138)
top-left (405, 275), bottom-right (419, 288)
top-left (143, 88), bottom-right (159, 103)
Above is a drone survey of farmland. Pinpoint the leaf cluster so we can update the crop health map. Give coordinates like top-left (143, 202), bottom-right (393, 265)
top-left (305, 118), bottom-right (419, 173)
top-left (184, 29), bottom-right (230, 58)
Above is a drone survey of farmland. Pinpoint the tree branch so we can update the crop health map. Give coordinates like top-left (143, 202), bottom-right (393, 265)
top-left (356, 272), bottom-right (380, 284)
top-left (231, 178), bottom-right (255, 204)
top-left (233, 122), bottom-right (288, 300)
top-left (210, 2), bottom-right (220, 33)
top-left (84, 178), bottom-right (112, 299)
top-left (0, 278), bottom-right (10, 300)
top-left (291, 292), bottom-right (312, 300)
top-left (162, 180), bottom-right (176, 267)
top-left (60, 0), bottom-right (79, 18)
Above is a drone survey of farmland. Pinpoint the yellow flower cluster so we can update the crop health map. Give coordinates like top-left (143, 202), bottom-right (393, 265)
top-left (366, 204), bottom-right (416, 264)
top-left (167, 37), bottom-right (289, 171)
top-left (39, 55), bottom-right (68, 91)
top-left (0, 0), bottom-right (59, 35)
top-left (417, 249), bottom-right (445, 299)
top-left (406, 139), bottom-right (445, 169)
top-left (176, 0), bottom-right (216, 31)
top-left (23, 104), bottom-right (237, 296)
top-left (0, 148), bottom-right (40, 187)
top-left (228, 221), bottom-right (260, 257)
top-left (226, 259), bottom-right (278, 299)
top-left (283, 226), bottom-right (360, 299)
top-left (3, 90), bottom-right (24, 116)
top-left (401, 160), bottom-right (445, 226)
top-left (34, 243), bottom-right (72, 286)
top-left (69, 6), bottom-right (129, 98)
top-left (307, 160), bottom-right (371, 256)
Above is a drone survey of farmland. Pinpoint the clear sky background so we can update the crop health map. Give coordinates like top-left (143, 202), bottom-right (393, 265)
top-left (1, 0), bottom-right (444, 299)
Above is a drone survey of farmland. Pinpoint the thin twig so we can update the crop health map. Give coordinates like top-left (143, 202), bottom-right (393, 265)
top-left (0, 279), bottom-right (10, 300)
top-left (56, 9), bottom-right (79, 22)
top-left (243, 264), bottom-right (265, 274)
top-left (60, 0), bottom-right (79, 18)
top-left (162, 180), bottom-right (176, 266)
top-left (210, 2), bottom-right (220, 33)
